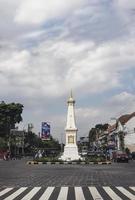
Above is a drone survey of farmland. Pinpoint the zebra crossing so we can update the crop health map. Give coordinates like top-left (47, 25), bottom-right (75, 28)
top-left (0, 186), bottom-right (135, 200)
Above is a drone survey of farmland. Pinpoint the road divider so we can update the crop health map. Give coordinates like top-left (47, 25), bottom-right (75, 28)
top-left (26, 161), bottom-right (111, 165)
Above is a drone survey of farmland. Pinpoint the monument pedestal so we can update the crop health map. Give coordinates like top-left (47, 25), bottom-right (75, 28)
top-left (60, 145), bottom-right (81, 161)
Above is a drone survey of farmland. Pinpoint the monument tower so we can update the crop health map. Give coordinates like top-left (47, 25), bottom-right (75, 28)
top-left (60, 91), bottom-right (81, 161)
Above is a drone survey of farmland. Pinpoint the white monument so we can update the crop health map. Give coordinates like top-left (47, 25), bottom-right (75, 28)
top-left (60, 91), bottom-right (81, 161)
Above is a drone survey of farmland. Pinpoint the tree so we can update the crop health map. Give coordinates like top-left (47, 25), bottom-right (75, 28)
top-left (95, 124), bottom-right (103, 139)
top-left (88, 123), bottom-right (109, 150)
top-left (0, 137), bottom-right (8, 150)
top-left (95, 124), bottom-right (103, 130)
top-left (95, 123), bottom-right (109, 131)
top-left (24, 131), bottom-right (61, 155)
top-left (0, 102), bottom-right (23, 137)
top-left (118, 131), bottom-right (125, 151)
top-left (40, 137), bottom-right (60, 149)
top-left (125, 147), bottom-right (130, 155)
top-left (89, 128), bottom-right (97, 143)
top-left (24, 132), bottom-right (42, 150)
top-left (102, 123), bottom-right (109, 131)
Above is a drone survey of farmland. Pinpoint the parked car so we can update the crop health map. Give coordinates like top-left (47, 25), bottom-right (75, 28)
top-left (128, 153), bottom-right (132, 160)
top-left (113, 151), bottom-right (129, 163)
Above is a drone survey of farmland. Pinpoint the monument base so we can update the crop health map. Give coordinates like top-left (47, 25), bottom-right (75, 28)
top-left (60, 145), bottom-right (81, 161)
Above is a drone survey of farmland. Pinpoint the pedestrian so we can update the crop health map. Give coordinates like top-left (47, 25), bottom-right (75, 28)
top-left (3, 153), bottom-right (7, 161)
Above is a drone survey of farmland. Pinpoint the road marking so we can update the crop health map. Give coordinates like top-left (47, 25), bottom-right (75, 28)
top-left (1, 186), bottom-right (135, 200)
top-left (89, 187), bottom-right (103, 200)
top-left (103, 186), bottom-right (122, 200)
top-left (4, 187), bottom-right (27, 200)
top-left (57, 187), bottom-right (68, 200)
top-left (74, 187), bottom-right (85, 200)
top-left (116, 187), bottom-right (135, 200)
top-left (39, 187), bottom-right (55, 200)
top-left (130, 187), bottom-right (135, 192)
top-left (21, 187), bottom-right (41, 200)
top-left (0, 188), bottom-right (13, 197)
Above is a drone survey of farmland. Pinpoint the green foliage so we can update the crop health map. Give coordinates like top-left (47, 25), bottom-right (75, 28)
top-left (0, 101), bottom-right (23, 137)
top-left (41, 138), bottom-right (60, 149)
top-left (89, 123), bottom-right (109, 143)
top-left (86, 155), bottom-right (106, 162)
top-left (125, 147), bottom-right (130, 155)
top-left (118, 131), bottom-right (125, 151)
top-left (102, 123), bottom-right (109, 131)
top-left (0, 137), bottom-right (8, 150)
top-left (95, 123), bottom-right (109, 132)
top-left (24, 132), bottom-right (42, 149)
top-left (89, 128), bottom-right (97, 143)
top-left (95, 124), bottom-right (103, 130)
top-left (24, 132), bottom-right (61, 155)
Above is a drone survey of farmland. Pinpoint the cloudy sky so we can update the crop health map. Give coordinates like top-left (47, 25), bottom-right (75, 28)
top-left (0, 0), bottom-right (135, 142)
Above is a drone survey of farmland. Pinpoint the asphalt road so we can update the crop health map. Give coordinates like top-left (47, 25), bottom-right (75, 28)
top-left (0, 159), bottom-right (135, 199)
top-left (0, 158), bottom-right (135, 187)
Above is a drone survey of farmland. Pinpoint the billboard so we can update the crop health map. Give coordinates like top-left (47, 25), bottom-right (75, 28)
top-left (41, 122), bottom-right (50, 140)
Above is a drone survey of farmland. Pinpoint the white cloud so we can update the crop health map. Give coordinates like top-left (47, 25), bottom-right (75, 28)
top-left (108, 92), bottom-right (135, 105)
top-left (1, 35), bottom-right (135, 100)
top-left (15, 0), bottom-right (87, 25)
top-left (106, 92), bottom-right (135, 120)
top-left (0, 50), bottom-right (30, 73)
top-left (117, 0), bottom-right (135, 10)
top-left (76, 107), bottom-right (100, 119)
top-left (114, 0), bottom-right (135, 31)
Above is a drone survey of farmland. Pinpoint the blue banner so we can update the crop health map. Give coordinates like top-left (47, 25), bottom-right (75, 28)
top-left (41, 122), bottom-right (50, 140)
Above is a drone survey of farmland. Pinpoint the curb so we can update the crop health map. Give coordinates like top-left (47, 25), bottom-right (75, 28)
top-left (27, 161), bottom-right (111, 165)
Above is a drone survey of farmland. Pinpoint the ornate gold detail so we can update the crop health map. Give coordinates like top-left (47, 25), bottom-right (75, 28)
top-left (68, 135), bottom-right (74, 144)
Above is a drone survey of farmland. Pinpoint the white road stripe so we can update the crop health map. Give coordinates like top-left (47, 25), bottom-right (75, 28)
top-left (21, 187), bottom-right (41, 200)
top-left (103, 187), bottom-right (122, 200)
top-left (57, 187), bottom-right (68, 200)
top-left (0, 188), bottom-right (13, 197)
top-left (39, 187), bottom-right (55, 200)
top-left (89, 187), bottom-right (103, 200)
top-left (116, 187), bottom-right (135, 200)
top-left (1, 186), bottom-right (135, 200)
top-left (4, 187), bottom-right (27, 200)
top-left (130, 187), bottom-right (135, 192)
top-left (75, 187), bottom-right (85, 200)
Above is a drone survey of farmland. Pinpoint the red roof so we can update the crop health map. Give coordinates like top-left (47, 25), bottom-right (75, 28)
top-left (118, 112), bottom-right (135, 125)
top-left (107, 112), bottom-right (135, 133)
